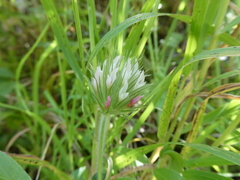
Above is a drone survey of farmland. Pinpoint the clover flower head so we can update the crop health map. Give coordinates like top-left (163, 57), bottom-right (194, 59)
top-left (90, 55), bottom-right (148, 114)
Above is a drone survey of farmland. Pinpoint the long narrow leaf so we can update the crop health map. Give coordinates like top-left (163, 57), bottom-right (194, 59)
top-left (89, 13), bottom-right (191, 62)
top-left (40, 0), bottom-right (83, 81)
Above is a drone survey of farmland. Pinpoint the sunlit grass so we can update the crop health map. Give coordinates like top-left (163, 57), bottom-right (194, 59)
top-left (1, 0), bottom-right (240, 179)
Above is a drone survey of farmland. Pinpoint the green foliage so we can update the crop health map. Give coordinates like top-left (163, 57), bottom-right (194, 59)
top-left (182, 170), bottom-right (233, 180)
top-left (0, 68), bottom-right (15, 97)
top-left (1, 0), bottom-right (240, 179)
top-left (160, 146), bottom-right (183, 172)
top-left (153, 168), bottom-right (186, 180)
top-left (0, 151), bottom-right (31, 180)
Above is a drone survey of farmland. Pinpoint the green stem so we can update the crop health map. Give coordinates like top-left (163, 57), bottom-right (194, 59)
top-left (91, 113), bottom-right (111, 180)
top-left (170, 98), bottom-right (196, 149)
top-left (212, 113), bottom-right (240, 147)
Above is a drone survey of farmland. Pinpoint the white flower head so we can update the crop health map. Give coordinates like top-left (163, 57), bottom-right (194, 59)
top-left (90, 55), bottom-right (148, 114)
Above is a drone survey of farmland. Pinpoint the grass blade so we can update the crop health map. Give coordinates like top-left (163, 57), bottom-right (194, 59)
top-left (40, 0), bottom-right (83, 81)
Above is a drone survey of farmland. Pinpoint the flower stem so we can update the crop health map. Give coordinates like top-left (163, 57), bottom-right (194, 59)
top-left (91, 113), bottom-right (110, 180)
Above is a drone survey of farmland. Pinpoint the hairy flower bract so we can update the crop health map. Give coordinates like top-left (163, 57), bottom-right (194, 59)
top-left (90, 55), bottom-right (148, 114)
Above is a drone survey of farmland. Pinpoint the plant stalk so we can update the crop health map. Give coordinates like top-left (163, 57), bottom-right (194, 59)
top-left (212, 113), bottom-right (240, 147)
top-left (91, 113), bottom-right (111, 180)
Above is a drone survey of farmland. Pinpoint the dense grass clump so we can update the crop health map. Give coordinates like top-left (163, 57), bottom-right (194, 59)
top-left (1, 0), bottom-right (240, 179)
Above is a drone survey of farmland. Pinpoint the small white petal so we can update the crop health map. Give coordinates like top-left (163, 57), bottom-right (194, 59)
top-left (132, 69), bottom-right (140, 80)
top-left (106, 75), bottom-right (112, 88)
top-left (113, 56), bottom-right (121, 65)
top-left (119, 82), bottom-right (129, 101)
top-left (138, 71), bottom-right (145, 83)
top-left (102, 59), bottom-right (107, 71)
top-left (119, 92), bottom-right (129, 101)
top-left (111, 68), bottom-right (119, 80)
top-left (103, 60), bottom-right (107, 66)
top-left (122, 60), bottom-right (132, 80)
top-left (111, 56), bottom-right (121, 71)
top-left (132, 62), bottom-right (139, 74)
top-left (91, 78), bottom-right (98, 91)
top-left (134, 81), bottom-right (146, 90)
top-left (106, 68), bottom-right (119, 89)
top-left (95, 66), bottom-right (103, 83)
top-left (134, 71), bottom-right (145, 90)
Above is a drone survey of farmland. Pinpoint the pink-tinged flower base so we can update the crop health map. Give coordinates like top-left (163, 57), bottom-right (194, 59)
top-left (104, 96), bottom-right (111, 109)
top-left (127, 95), bottom-right (144, 107)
